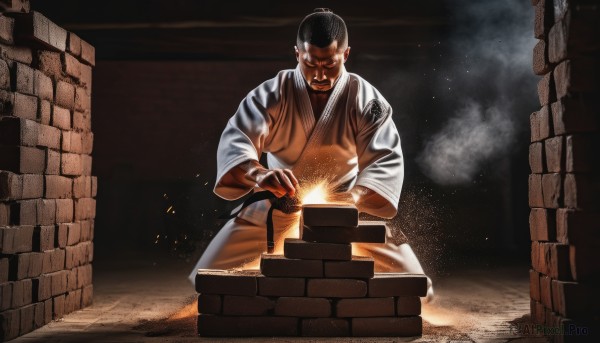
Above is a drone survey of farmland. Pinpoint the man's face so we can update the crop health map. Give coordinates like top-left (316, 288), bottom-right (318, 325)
top-left (295, 41), bottom-right (350, 92)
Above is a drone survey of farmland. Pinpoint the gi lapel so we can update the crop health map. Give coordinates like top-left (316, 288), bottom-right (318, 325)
top-left (292, 65), bottom-right (350, 169)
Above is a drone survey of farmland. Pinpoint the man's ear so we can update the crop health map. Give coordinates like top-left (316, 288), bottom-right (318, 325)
top-left (343, 46), bottom-right (351, 62)
top-left (294, 46), bottom-right (300, 62)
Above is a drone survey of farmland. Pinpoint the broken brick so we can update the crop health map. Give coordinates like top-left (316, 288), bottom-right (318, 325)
top-left (302, 221), bottom-right (386, 244)
top-left (302, 203), bottom-right (358, 227)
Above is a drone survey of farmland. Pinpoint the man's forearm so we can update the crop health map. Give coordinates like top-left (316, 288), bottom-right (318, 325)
top-left (219, 160), bottom-right (263, 189)
top-left (351, 185), bottom-right (397, 218)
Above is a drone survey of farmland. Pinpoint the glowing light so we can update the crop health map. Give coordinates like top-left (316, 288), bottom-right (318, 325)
top-left (300, 181), bottom-right (329, 205)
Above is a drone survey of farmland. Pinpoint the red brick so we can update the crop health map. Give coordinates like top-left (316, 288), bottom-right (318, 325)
top-left (33, 301), bottom-right (44, 329)
top-left (530, 210), bottom-right (555, 242)
top-left (13, 225), bottom-right (33, 253)
top-left (81, 284), bottom-right (92, 307)
top-left (38, 123), bottom-right (61, 149)
top-left (0, 203), bottom-right (10, 226)
top-left (43, 298), bottom-right (52, 324)
top-left (302, 221), bottom-right (386, 244)
top-left (12, 11), bottom-right (66, 52)
top-left (195, 269), bottom-right (259, 295)
top-left (63, 53), bottom-right (81, 80)
top-left (66, 131), bottom-right (82, 153)
top-left (19, 303), bottom-right (34, 335)
top-left (0, 282), bottom-right (12, 311)
top-left (55, 80), bottom-right (74, 110)
top-left (544, 136), bottom-right (564, 172)
top-left (55, 198), bottom-right (73, 223)
top-left (0, 15), bottom-right (15, 45)
top-left (32, 274), bottom-right (52, 301)
top-left (10, 61), bottom-right (34, 95)
top-left (64, 289), bottom-right (81, 314)
top-left (72, 110), bottom-right (91, 131)
top-left (79, 219), bottom-right (93, 241)
top-left (197, 294), bottom-right (221, 314)
top-left (41, 250), bottom-right (52, 273)
top-left (11, 278), bottom-right (32, 308)
top-left (0, 308), bottom-right (20, 341)
top-left (534, 0), bottom-right (552, 39)
top-left (72, 176), bottom-right (91, 198)
top-left (51, 105), bottom-right (70, 130)
top-left (0, 42), bottom-right (32, 64)
top-left (82, 132), bottom-right (93, 154)
top-left (74, 197), bottom-right (95, 220)
top-left (0, 227), bottom-right (17, 254)
top-left (0, 145), bottom-right (45, 174)
top-left (197, 315), bottom-right (298, 337)
top-left (222, 295), bottom-right (274, 316)
top-left (0, 58), bottom-right (9, 89)
top-left (28, 252), bottom-right (42, 278)
top-left (80, 39), bottom-right (95, 66)
top-left (274, 297), bottom-right (331, 317)
top-left (55, 224), bottom-right (67, 248)
top-left (21, 174), bottom-right (42, 199)
top-left (257, 277), bottom-right (304, 297)
top-left (542, 173), bottom-right (562, 208)
top-left (307, 279), bottom-right (367, 298)
top-left (0, 258), bottom-right (7, 283)
top-left (368, 273), bottom-right (428, 297)
top-left (67, 32), bottom-right (81, 56)
top-left (52, 294), bottom-right (65, 319)
top-left (569, 244), bottom-right (600, 281)
top-left (302, 204), bottom-right (358, 227)
top-left (49, 270), bottom-right (67, 296)
top-left (548, 8), bottom-right (599, 64)
top-left (38, 99), bottom-right (50, 125)
top-left (556, 209), bottom-right (600, 245)
top-left (33, 68), bottom-right (52, 101)
top-left (396, 296), bottom-right (421, 316)
top-left (74, 86), bottom-right (90, 112)
top-left (532, 39), bottom-right (551, 75)
top-left (352, 316), bottom-right (422, 337)
top-left (34, 50), bottom-right (62, 80)
top-left (537, 72), bottom-right (554, 106)
top-left (45, 148), bottom-right (60, 174)
top-left (539, 274), bottom-right (553, 309)
top-left (81, 154), bottom-right (92, 175)
top-left (65, 222), bottom-right (80, 245)
top-left (36, 198), bottom-right (56, 225)
top-left (61, 152), bottom-right (82, 176)
top-left (324, 255), bottom-right (374, 278)
top-left (552, 95), bottom-right (598, 135)
top-left (301, 318), bottom-right (350, 337)
top-left (0, 170), bottom-right (22, 200)
top-left (260, 254), bottom-right (322, 277)
top-left (554, 58), bottom-right (599, 99)
top-left (79, 64), bottom-right (92, 91)
top-left (552, 279), bottom-right (599, 318)
top-left (44, 175), bottom-right (72, 199)
top-left (529, 142), bottom-right (544, 173)
top-left (529, 271), bottom-right (541, 302)
top-left (336, 297), bottom-right (394, 317)
top-left (11, 252), bottom-right (30, 280)
top-left (0, 90), bottom-right (37, 120)
top-left (67, 267), bottom-right (76, 290)
top-left (91, 176), bottom-right (97, 197)
top-left (0, 116), bottom-right (38, 147)
top-left (564, 173), bottom-right (599, 209)
top-left (283, 238), bottom-right (351, 261)
top-left (10, 200), bottom-right (37, 225)
top-left (529, 174), bottom-right (543, 208)
top-left (50, 248), bottom-right (65, 272)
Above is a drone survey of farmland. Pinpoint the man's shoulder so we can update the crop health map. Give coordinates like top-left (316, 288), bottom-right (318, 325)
top-left (346, 72), bottom-right (390, 112)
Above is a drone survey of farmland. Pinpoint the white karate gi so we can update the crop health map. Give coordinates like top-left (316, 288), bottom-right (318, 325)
top-left (189, 65), bottom-right (427, 285)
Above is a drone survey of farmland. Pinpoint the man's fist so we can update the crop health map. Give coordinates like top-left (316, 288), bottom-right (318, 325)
top-left (246, 165), bottom-right (299, 198)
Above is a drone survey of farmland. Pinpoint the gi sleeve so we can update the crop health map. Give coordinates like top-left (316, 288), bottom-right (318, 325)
top-left (213, 75), bottom-right (283, 200)
top-left (354, 99), bottom-right (404, 217)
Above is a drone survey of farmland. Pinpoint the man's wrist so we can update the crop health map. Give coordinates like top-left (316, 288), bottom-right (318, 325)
top-left (241, 160), bottom-right (266, 183)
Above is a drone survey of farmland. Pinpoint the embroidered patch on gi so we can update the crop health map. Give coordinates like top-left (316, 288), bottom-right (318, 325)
top-left (364, 99), bottom-right (388, 124)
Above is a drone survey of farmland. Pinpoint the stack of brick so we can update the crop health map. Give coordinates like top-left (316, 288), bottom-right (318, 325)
top-left (0, 2), bottom-right (96, 340)
top-left (195, 204), bottom-right (428, 337)
top-left (529, 0), bottom-right (599, 341)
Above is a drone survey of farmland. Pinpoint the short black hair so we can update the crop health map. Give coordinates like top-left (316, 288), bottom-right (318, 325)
top-left (296, 8), bottom-right (348, 50)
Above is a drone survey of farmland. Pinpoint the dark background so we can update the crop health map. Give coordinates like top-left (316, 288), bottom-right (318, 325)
top-left (30, 0), bottom-right (538, 275)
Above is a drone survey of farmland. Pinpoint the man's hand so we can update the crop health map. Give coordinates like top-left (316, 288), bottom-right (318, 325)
top-left (246, 164), bottom-right (299, 198)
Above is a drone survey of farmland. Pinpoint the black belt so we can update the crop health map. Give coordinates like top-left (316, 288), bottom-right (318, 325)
top-left (219, 191), bottom-right (300, 253)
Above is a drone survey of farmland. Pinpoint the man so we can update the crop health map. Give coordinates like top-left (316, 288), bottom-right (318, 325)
top-left (189, 9), bottom-right (433, 300)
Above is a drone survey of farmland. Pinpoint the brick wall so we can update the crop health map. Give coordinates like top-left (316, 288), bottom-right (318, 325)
top-left (529, 0), bottom-right (600, 339)
top-left (0, 1), bottom-right (96, 340)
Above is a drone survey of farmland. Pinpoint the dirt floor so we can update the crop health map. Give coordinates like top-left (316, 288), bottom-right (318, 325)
top-left (12, 251), bottom-right (549, 343)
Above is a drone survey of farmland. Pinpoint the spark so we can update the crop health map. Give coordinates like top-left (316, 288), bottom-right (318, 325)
top-left (195, 173), bottom-right (200, 177)
top-left (204, 181), bottom-right (208, 186)
top-left (300, 181), bottom-right (329, 205)
top-left (166, 205), bottom-right (173, 213)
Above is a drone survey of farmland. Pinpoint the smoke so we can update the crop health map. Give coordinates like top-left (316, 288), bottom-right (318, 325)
top-left (419, 102), bottom-right (514, 184)
top-left (417, 0), bottom-right (536, 185)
